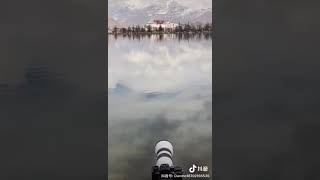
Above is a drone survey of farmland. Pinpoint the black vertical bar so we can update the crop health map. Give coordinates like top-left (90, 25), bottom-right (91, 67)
top-left (0, 0), bottom-right (108, 179)
top-left (214, 0), bottom-right (320, 179)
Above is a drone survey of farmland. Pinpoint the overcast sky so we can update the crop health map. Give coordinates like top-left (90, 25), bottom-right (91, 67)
top-left (175, 0), bottom-right (212, 9)
top-left (109, 0), bottom-right (212, 10)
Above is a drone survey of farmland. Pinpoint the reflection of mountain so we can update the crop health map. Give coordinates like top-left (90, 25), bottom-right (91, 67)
top-left (144, 92), bottom-right (178, 99)
top-left (108, 0), bottom-right (212, 25)
top-left (108, 83), bottom-right (132, 94)
top-left (108, 83), bottom-right (179, 100)
top-left (108, 83), bottom-right (212, 102)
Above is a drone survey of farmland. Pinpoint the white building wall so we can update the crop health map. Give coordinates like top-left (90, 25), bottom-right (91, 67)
top-left (145, 21), bottom-right (178, 31)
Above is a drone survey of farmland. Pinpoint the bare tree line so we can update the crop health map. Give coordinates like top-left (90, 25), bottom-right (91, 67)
top-left (108, 22), bottom-right (214, 34)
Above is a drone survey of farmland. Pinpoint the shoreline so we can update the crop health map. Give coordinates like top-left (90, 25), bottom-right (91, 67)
top-left (107, 31), bottom-right (213, 35)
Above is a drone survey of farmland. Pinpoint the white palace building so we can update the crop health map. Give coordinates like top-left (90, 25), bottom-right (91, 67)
top-left (144, 20), bottom-right (179, 31)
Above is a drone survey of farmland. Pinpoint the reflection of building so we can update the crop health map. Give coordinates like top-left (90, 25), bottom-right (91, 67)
top-left (145, 20), bottom-right (178, 31)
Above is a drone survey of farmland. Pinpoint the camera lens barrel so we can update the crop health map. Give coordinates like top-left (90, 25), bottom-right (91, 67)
top-left (155, 140), bottom-right (174, 167)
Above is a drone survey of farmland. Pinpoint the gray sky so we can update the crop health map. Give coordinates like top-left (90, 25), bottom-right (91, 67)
top-left (175, 0), bottom-right (212, 9)
top-left (109, 0), bottom-right (212, 10)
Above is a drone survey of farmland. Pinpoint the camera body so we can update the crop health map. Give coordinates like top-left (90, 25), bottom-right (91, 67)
top-left (152, 164), bottom-right (183, 180)
top-left (152, 141), bottom-right (183, 180)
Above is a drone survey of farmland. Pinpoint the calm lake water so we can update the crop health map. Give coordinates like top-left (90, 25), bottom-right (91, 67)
top-left (108, 34), bottom-right (213, 180)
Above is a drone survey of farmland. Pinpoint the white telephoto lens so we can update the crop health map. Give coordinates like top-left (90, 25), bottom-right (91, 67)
top-left (155, 140), bottom-right (174, 167)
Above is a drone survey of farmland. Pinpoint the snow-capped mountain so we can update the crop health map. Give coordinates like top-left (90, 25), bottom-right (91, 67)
top-left (108, 17), bottom-right (126, 28)
top-left (108, 0), bottom-right (212, 26)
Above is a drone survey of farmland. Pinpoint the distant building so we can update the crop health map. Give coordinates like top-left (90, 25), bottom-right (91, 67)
top-left (145, 20), bottom-right (178, 31)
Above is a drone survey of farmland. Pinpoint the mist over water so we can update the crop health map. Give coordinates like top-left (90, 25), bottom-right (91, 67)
top-left (108, 34), bottom-right (212, 180)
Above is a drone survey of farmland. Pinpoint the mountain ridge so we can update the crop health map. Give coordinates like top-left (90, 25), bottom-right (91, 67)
top-left (108, 17), bottom-right (126, 28)
top-left (108, 0), bottom-right (212, 26)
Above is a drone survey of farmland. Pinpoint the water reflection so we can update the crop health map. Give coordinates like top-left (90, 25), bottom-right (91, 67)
top-left (108, 35), bottom-right (212, 180)
top-left (108, 33), bottom-right (213, 44)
